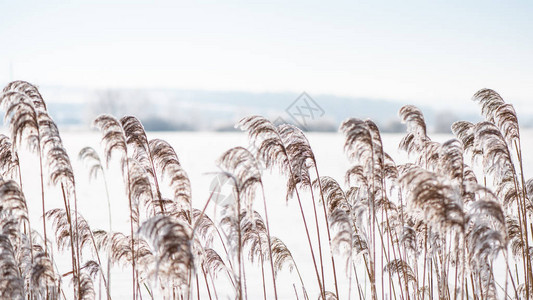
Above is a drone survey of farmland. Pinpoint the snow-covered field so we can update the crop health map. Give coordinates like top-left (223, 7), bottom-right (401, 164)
top-left (13, 129), bottom-right (533, 299)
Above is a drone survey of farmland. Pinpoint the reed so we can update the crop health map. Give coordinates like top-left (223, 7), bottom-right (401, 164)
top-left (1, 81), bottom-right (532, 300)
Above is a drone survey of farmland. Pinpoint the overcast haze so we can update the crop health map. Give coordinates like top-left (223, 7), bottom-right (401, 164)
top-left (1, 1), bottom-right (532, 112)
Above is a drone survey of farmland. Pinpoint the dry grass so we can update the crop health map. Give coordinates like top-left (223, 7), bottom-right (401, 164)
top-left (0, 81), bottom-right (531, 299)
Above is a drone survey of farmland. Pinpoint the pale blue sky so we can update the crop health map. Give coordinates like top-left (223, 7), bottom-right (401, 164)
top-left (1, 1), bottom-right (532, 109)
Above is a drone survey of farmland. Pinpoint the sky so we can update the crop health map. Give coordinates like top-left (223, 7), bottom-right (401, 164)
top-left (1, 1), bottom-right (532, 111)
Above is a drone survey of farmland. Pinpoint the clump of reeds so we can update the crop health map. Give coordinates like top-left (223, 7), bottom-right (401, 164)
top-left (0, 81), bottom-right (531, 300)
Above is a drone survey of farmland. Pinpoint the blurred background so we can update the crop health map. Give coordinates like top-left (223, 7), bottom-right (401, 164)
top-left (1, 0), bottom-right (532, 132)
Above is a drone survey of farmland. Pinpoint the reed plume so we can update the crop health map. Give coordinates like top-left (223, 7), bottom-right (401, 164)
top-left (0, 135), bottom-right (21, 183)
top-left (138, 215), bottom-right (193, 296)
top-left (149, 139), bottom-right (192, 219)
top-left (121, 116), bottom-right (165, 214)
top-left (0, 221), bottom-right (24, 299)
